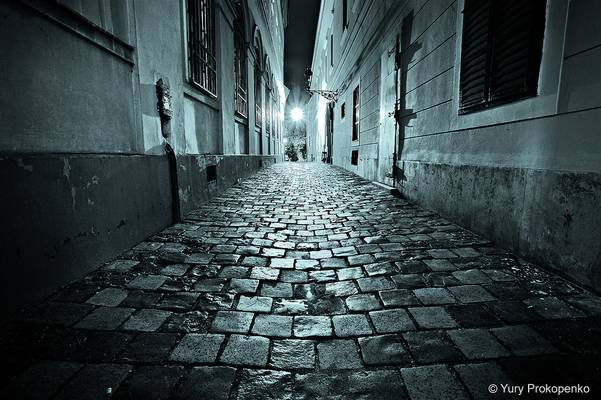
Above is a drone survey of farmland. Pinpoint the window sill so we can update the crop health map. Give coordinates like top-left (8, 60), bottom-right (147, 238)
top-left (452, 92), bottom-right (557, 131)
top-left (234, 114), bottom-right (248, 125)
top-left (184, 85), bottom-right (220, 111)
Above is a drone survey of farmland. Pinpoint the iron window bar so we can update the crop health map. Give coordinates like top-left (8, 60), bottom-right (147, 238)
top-left (254, 66), bottom-right (263, 128)
top-left (188, 0), bottom-right (217, 97)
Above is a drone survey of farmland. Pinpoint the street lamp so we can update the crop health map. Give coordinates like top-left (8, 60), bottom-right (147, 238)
top-left (291, 107), bottom-right (304, 121)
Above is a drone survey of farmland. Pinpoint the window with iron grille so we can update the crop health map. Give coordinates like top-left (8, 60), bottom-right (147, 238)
top-left (266, 96), bottom-right (271, 154)
top-left (234, 5), bottom-right (247, 117)
top-left (352, 86), bottom-right (360, 141)
top-left (255, 66), bottom-right (262, 128)
top-left (265, 78), bottom-right (272, 135)
top-left (187, 0), bottom-right (217, 96)
top-left (271, 95), bottom-right (277, 139)
top-left (459, 0), bottom-right (546, 114)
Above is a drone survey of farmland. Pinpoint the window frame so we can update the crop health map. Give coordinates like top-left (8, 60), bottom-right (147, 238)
top-left (233, 4), bottom-right (247, 118)
top-left (254, 65), bottom-right (263, 128)
top-left (265, 77), bottom-right (272, 136)
top-left (458, 0), bottom-right (546, 114)
top-left (330, 34), bottom-right (334, 68)
top-left (450, 0), bottom-right (564, 132)
top-left (186, 0), bottom-right (218, 97)
top-left (352, 85), bottom-right (360, 141)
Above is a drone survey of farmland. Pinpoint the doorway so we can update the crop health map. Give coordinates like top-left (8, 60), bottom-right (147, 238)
top-left (325, 102), bottom-right (334, 163)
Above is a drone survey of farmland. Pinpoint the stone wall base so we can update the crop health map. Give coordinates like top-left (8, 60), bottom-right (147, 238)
top-left (0, 152), bottom-right (275, 314)
top-left (398, 160), bottom-right (601, 292)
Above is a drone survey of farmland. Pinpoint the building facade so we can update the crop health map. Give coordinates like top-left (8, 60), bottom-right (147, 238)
top-left (0, 0), bottom-right (286, 313)
top-left (307, 0), bottom-right (601, 290)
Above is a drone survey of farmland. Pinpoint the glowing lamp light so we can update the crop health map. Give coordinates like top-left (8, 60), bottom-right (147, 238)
top-left (291, 107), bottom-right (304, 121)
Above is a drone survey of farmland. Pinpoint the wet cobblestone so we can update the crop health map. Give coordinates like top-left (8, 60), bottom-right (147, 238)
top-left (2, 162), bottom-right (601, 399)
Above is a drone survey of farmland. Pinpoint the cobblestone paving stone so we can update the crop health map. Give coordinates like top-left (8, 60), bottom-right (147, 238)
top-left (2, 162), bottom-right (601, 399)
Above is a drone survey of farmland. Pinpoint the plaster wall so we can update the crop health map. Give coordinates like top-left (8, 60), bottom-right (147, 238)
top-left (0, 0), bottom-right (138, 154)
top-left (1, 154), bottom-right (172, 315)
top-left (133, 0), bottom-right (186, 155)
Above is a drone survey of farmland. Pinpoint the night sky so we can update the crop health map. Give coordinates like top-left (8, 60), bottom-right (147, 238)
top-left (284, 0), bottom-right (320, 108)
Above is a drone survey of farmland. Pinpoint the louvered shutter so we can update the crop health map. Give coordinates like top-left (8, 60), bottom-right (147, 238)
top-left (489, 0), bottom-right (546, 104)
top-left (459, 0), bottom-right (546, 113)
top-left (459, 0), bottom-right (492, 113)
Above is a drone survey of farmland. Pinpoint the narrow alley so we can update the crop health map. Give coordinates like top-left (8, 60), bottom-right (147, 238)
top-left (2, 0), bottom-right (601, 399)
top-left (3, 163), bottom-right (600, 399)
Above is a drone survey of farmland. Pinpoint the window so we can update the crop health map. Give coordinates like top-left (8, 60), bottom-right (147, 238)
top-left (272, 96), bottom-right (277, 137)
top-left (342, 0), bottom-right (348, 30)
top-left (351, 150), bottom-right (358, 165)
top-left (267, 97), bottom-right (271, 154)
top-left (341, 102), bottom-right (346, 119)
top-left (187, 0), bottom-right (217, 96)
top-left (234, 3), bottom-right (247, 117)
top-left (254, 67), bottom-right (262, 128)
top-left (352, 85), bottom-right (360, 141)
top-left (330, 34), bottom-right (334, 67)
top-left (459, 0), bottom-right (546, 114)
top-left (265, 78), bottom-right (272, 136)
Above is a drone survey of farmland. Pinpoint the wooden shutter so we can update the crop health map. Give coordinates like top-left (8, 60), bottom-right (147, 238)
top-left (489, 0), bottom-right (546, 103)
top-left (459, 0), bottom-right (546, 113)
top-left (459, 0), bottom-right (492, 113)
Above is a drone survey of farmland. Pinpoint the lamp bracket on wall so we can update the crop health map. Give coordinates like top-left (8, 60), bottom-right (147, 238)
top-left (308, 89), bottom-right (340, 102)
top-left (304, 67), bottom-right (340, 102)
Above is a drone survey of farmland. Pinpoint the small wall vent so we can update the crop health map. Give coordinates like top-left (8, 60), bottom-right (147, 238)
top-left (207, 165), bottom-right (217, 182)
top-left (351, 150), bottom-right (359, 166)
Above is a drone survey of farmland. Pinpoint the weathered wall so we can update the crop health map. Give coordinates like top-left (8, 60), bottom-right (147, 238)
top-left (402, 162), bottom-right (601, 290)
top-left (178, 155), bottom-right (277, 215)
top-left (1, 154), bottom-right (173, 314)
top-left (0, 151), bottom-right (275, 315)
top-left (309, 0), bottom-right (601, 290)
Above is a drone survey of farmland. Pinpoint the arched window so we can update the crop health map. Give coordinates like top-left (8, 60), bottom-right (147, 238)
top-left (234, 2), bottom-right (247, 117)
top-left (187, 0), bottom-right (217, 96)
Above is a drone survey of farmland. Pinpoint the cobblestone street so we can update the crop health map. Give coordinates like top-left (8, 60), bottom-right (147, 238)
top-left (3, 162), bottom-right (601, 399)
